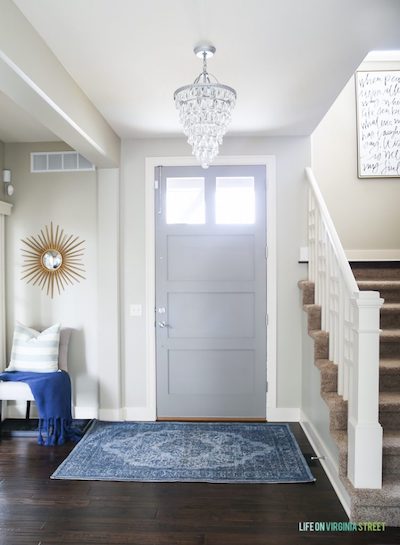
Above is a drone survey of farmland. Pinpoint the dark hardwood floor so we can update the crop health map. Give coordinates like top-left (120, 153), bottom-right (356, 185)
top-left (0, 423), bottom-right (399, 545)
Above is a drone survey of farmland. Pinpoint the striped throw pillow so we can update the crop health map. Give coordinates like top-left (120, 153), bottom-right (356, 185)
top-left (6, 322), bottom-right (61, 373)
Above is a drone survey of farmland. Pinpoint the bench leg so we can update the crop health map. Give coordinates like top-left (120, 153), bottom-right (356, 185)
top-left (25, 401), bottom-right (31, 420)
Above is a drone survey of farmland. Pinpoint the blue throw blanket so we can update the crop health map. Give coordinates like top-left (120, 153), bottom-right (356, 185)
top-left (0, 370), bottom-right (80, 445)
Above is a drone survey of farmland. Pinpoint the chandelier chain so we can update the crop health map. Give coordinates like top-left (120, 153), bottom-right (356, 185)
top-left (202, 52), bottom-right (207, 75)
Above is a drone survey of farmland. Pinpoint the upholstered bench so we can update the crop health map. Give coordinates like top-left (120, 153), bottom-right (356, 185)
top-left (0, 327), bottom-right (71, 424)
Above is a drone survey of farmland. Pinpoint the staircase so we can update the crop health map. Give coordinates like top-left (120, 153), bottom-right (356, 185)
top-left (300, 262), bottom-right (400, 525)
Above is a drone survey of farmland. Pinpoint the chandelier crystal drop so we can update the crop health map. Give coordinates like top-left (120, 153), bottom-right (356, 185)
top-left (174, 44), bottom-right (237, 168)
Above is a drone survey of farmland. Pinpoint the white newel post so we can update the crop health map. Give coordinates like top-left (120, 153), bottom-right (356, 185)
top-left (347, 290), bottom-right (383, 488)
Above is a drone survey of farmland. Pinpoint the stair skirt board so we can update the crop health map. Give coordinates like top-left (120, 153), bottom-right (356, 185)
top-left (300, 414), bottom-right (351, 517)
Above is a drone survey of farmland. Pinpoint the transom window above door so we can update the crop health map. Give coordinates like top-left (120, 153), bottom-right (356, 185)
top-left (215, 177), bottom-right (255, 224)
top-left (166, 177), bottom-right (206, 224)
top-left (165, 175), bottom-right (256, 225)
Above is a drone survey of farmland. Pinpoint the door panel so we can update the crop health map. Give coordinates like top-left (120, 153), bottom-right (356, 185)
top-left (168, 350), bottom-right (255, 395)
top-left (167, 235), bottom-right (255, 281)
top-left (168, 292), bottom-right (255, 339)
top-left (156, 165), bottom-right (267, 418)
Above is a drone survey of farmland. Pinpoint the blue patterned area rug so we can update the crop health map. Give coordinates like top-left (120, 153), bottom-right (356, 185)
top-left (51, 420), bottom-right (315, 483)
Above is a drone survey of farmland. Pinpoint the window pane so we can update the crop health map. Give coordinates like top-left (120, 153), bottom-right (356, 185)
top-left (216, 177), bottom-right (255, 224)
top-left (166, 177), bottom-right (205, 224)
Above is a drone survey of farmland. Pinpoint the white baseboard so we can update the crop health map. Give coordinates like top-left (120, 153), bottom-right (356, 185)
top-left (124, 406), bottom-right (156, 421)
top-left (74, 406), bottom-right (99, 419)
top-left (98, 408), bottom-right (123, 421)
top-left (345, 249), bottom-right (400, 261)
top-left (98, 407), bottom-right (156, 421)
top-left (4, 405), bottom-right (155, 422)
top-left (4, 404), bottom-right (98, 420)
top-left (267, 407), bottom-right (300, 421)
top-left (300, 410), bottom-right (351, 517)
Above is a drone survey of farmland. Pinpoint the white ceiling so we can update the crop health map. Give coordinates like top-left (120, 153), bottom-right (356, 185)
top-left (2, 0), bottom-right (400, 142)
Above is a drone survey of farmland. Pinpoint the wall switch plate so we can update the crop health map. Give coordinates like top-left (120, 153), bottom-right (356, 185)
top-left (299, 246), bottom-right (309, 263)
top-left (129, 304), bottom-right (142, 317)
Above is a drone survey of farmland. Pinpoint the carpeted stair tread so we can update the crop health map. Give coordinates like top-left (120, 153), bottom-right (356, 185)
top-left (330, 429), bottom-right (347, 452)
top-left (346, 475), bottom-right (400, 508)
top-left (351, 262), bottom-right (400, 281)
top-left (321, 392), bottom-right (347, 430)
top-left (340, 476), bottom-right (400, 524)
top-left (381, 303), bottom-right (400, 311)
top-left (380, 358), bottom-right (400, 372)
top-left (380, 391), bottom-right (400, 409)
top-left (321, 391), bottom-right (346, 408)
top-left (380, 303), bottom-right (400, 329)
top-left (315, 358), bottom-right (336, 371)
top-left (357, 280), bottom-right (400, 289)
top-left (298, 280), bottom-right (314, 305)
top-left (380, 359), bottom-right (400, 390)
top-left (383, 430), bottom-right (400, 454)
top-left (358, 280), bottom-right (400, 303)
top-left (309, 329), bottom-right (328, 340)
top-left (380, 329), bottom-right (400, 341)
top-left (332, 429), bottom-right (400, 456)
top-left (302, 304), bottom-right (322, 331)
top-left (315, 359), bottom-right (338, 392)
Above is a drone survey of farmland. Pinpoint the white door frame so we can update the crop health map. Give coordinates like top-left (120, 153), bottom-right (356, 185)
top-left (144, 155), bottom-right (277, 420)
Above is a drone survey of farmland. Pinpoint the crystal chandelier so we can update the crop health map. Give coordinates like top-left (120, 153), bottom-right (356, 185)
top-left (174, 44), bottom-right (237, 169)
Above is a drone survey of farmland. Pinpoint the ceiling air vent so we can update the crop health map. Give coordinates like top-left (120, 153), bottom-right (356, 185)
top-left (30, 151), bottom-right (95, 173)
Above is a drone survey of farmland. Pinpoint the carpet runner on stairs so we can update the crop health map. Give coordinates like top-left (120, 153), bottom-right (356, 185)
top-left (299, 262), bottom-right (400, 526)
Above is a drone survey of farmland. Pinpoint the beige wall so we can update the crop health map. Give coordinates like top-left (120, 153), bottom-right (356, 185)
top-left (4, 141), bottom-right (98, 416)
top-left (0, 141), bottom-right (3, 186)
top-left (312, 60), bottom-right (400, 257)
top-left (121, 136), bottom-right (310, 413)
top-left (3, 136), bottom-right (312, 418)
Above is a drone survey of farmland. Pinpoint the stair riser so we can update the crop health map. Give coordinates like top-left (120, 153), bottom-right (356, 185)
top-left (380, 341), bottom-right (400, 358)
top-left (380, 374), bottom-right (400, 391)
top-left (380, 310), bottom-right (400, 329)
top-left (380, 411), bottom-right (400, 429)
top-left (307, 306), bottom-right (321, 331)
top-left (367, 287), bottom-right (400, 303)
top-left (320, 370), bottom-right (337, 393)
top-left (340, 451), bottom-right (400, 478)
top-left (352, 267), bottom-right (400, 281)
top-left (300, 282), bottom-right (314, 305)
top-left (329, 411), bottom-right (347, 431)
top-left (351, 506), bottom-right (400, 526)
top-left (314, 338), bottom-right (329, 360)
top-left (383, 455), bottom-right (400, 476)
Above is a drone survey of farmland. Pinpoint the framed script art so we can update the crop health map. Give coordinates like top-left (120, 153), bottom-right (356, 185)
top-left (356, 70), bottom-right (400, 178)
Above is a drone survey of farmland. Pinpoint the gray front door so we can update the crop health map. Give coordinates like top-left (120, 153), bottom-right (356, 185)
top-left (155, 165), bottom-right (267, 418)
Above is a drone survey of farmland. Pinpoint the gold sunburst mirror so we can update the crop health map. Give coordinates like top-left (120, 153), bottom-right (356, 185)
top-left (21, 223), bottom-right (85, 298)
